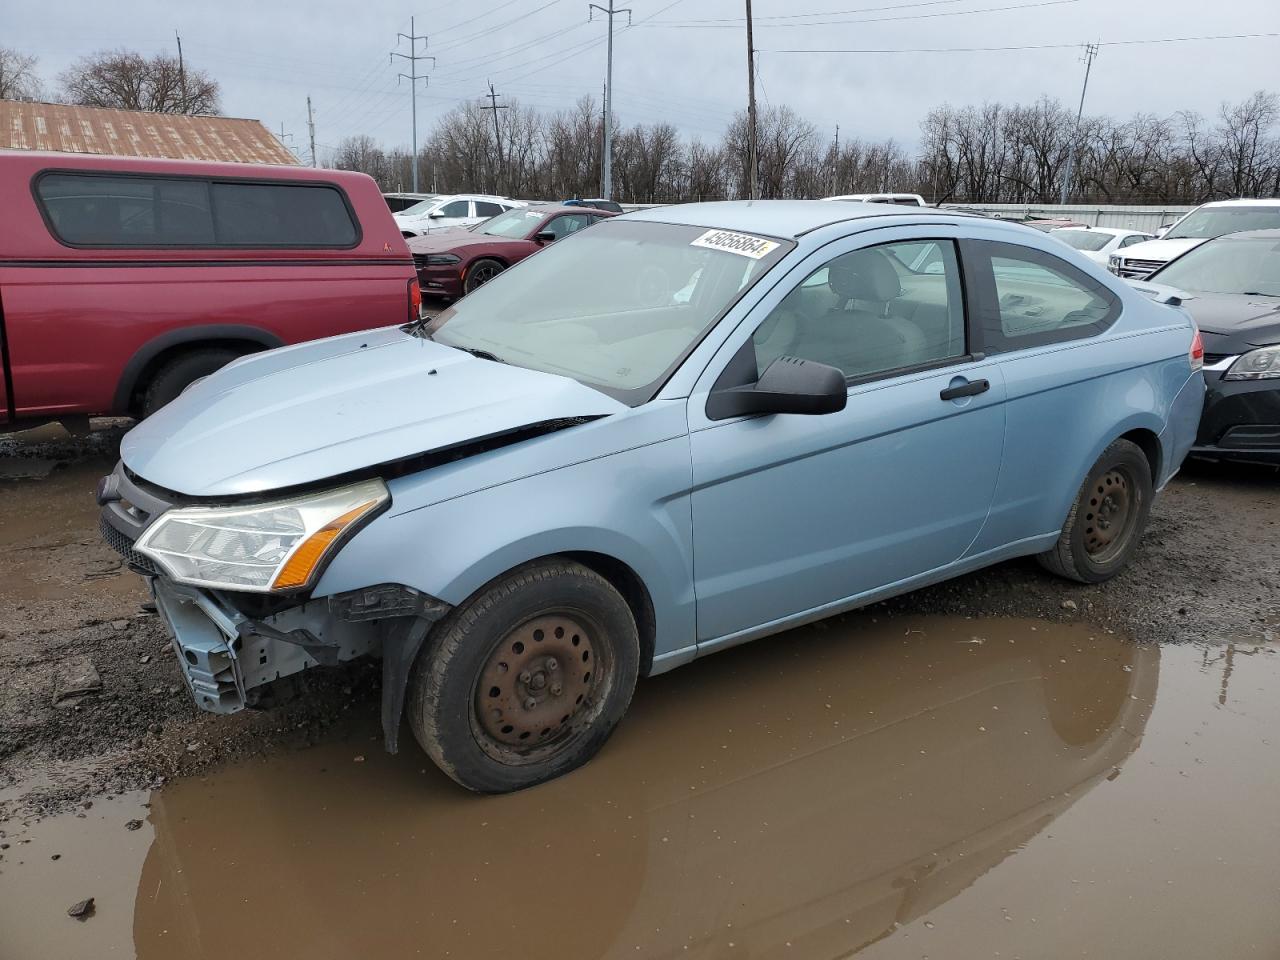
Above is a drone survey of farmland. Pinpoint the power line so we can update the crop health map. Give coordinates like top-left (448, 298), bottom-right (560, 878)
top-left (391, 16), bottom-right (435, 192)
top-left (642, 0), bottom-right (1080, 29)
top-left (650, 0), bottom-right (971, 24)
top-left (762, 31), bottom-right (1280, 54)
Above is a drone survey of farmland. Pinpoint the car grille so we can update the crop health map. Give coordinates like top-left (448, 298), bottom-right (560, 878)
top-left (100, 515), bottom-right (160, 576)
top-left (1116, 258), bottom-right (1166, 280)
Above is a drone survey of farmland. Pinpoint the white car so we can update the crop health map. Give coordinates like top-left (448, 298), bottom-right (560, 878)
top-left (393, 194), bottom-right (526, 238)
top-left (1108, 198), bottom-right (1280, 280)
top-left (1050, 226), bottom-right (1154, 266)
top-left (824, 192), bottom-right (928, 207)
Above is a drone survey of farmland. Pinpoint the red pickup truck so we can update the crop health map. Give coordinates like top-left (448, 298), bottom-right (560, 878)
top-left (0, 152), bottom-right (419, 428)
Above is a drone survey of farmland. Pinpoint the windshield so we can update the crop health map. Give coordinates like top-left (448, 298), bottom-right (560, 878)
top-left (422, 220), bottom-right (793, 403)
top-left (398, 198), bottom-right (441, 218)
top-left (477, 207), bottom-right (546, 238)
top-left (1053, 229), bottom-right (1112, 252)
top-left (1153, 236), bottom-right (1280, 296)
top-left (1164, 206), bottom-right (1280, 240)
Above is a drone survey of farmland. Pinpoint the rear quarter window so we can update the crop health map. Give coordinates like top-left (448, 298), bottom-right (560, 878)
top-left (34, 171), bottom-right (360, 248)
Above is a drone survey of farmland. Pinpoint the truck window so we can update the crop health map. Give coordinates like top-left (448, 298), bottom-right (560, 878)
top-left (35, 172), bottom-right (358, 248)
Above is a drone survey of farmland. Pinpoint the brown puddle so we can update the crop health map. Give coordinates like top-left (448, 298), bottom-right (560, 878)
top-left (2, 612), bottom-right (1279, 959)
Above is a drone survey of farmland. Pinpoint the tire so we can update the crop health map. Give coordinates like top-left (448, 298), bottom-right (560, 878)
top-left (140, 348), bottom-right (241, 417)
top-left (1037, 438), bottom-right (1153, 584)
top-left (463, 258), bottom-right (505, 294)
top-left (408, 558), bottom-right (640, 793)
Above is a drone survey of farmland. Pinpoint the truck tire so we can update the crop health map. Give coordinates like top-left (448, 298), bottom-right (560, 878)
top-left (408, 558), bottom-right (640, 793)
top-left (140, 348), bottom-right (241, 417)
top-left (1037, 438), bottom-right (1153, 584)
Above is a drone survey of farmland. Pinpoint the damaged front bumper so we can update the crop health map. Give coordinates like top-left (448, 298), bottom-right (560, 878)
top-left (99, 461), bottom-right (450, 751)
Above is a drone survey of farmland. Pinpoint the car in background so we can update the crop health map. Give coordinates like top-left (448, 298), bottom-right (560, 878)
top-left (563, 198), bottom-right (624, 213)
top-left (393, 194), bottom-right (526, 238)
top-left (409, 204), bottom-right (617, 298)
top-left (0, 151), bottom-right (418, 428)
top-left (383, 192), bottom-right (437, 213)
top-left (102, 200), bottom-right (1202, 793)
top-left (1022, 218), bottom-right (1086, 233)
top-left (1135, 229), bottom-right (1280, 464)
top-left (824, 193), bottom-right (928, 206)
top-left (1051, 226), bottom-right (1154, 265)
top-left (1110, 199), bottom-right (1280, 280)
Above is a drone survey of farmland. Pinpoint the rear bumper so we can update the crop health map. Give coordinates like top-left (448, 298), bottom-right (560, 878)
top-left (1192, 372), bottom-right (1280, 464)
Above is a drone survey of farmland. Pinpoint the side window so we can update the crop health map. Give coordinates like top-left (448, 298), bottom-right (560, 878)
top-left (210, 182), bottom-right (356, 246)
top-left (35, 173), bottom-right (357, 247)
top-left (1120, 234), bottom-right (1145, 248)
top-left (541, 214), bottom-right (593, 241)
top-left (438, 200), bottom-right (471, 217)
top-left (36, 173), bottom-right (214, 245)
top-left (975, 241), bottom-right (1119, 353)
top-left (474, 200), bottom-right (505, 217)
top-left (750, 239), bottom-right (967, 380)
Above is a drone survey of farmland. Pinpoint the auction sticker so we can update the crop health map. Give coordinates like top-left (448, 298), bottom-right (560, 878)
top-left (690, 229), bottom-right (779, 259)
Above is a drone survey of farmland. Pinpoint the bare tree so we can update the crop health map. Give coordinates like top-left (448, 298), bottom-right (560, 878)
top-left (0, 48), bottom-right (42, 100)
top-left (58, 49), bottom-right (220, 115)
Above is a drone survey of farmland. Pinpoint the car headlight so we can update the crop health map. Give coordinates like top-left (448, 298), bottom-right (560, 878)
top-left (1108, 255), bottom-right (1121, 273)
top-left (424, 254), bottom-right (461, 266)
top-left (135, 478), bottom-right (388, 592)
top-left (1224, 345), bottom-right (1280, 380)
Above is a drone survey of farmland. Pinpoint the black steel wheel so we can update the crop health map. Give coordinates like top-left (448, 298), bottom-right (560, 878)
top-left (408, 559), bottom-right (639, 793)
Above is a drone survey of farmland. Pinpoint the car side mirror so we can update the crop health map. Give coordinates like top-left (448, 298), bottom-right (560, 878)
top-left (533, 231), bottom-right (556, 243)
top-left (428, 211), bottom-right (445, 219)
top-left (707, 356), bottom-right (847, 420)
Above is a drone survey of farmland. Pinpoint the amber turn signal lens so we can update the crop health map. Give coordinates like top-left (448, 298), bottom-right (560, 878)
top-left (270, 500), bottom-right (379, 591)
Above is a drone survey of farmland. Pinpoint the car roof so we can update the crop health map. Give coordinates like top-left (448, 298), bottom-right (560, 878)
top-left (621, 199), bottom-right (975, 239)
top-left (1051, 226), bottom-right (1148, 236)
top-left (1196, 198), bottom-right (1280, 208)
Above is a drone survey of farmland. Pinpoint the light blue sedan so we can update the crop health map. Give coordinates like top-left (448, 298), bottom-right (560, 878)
top-left (100, 201), bottom-right (1205, 792)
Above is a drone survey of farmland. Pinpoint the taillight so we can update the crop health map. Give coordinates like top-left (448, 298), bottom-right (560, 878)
top-left (407, 277), bottom-right (423, 321)
top-left (1189, 328), bottom-right (1204, 372)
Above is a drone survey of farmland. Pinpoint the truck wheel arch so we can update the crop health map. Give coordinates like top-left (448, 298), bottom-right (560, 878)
top-left (114, 325), bottom-right (285, 415)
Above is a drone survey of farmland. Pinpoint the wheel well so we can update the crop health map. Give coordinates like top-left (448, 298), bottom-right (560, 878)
top-left (125, 339), bottom-right (264, 416)
top-left (560, 551), bottom-right (658, 677)
top-left (1119, 428), bottom-right (1162, 483)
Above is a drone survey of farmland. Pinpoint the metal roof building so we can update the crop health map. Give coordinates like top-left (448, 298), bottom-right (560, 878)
top-left (0, 100), bottom-right (298, 165)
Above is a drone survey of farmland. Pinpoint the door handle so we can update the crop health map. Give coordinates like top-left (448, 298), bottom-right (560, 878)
top-left (939, 378), bottom-right (990, 401)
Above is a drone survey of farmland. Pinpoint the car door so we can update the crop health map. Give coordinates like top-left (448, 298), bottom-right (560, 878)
top-left (959, 239), bottom-right (1124, 553)
top-left (432, 199), bottom-right (472, 230)
top-left (688, 231), bottom-right (1007, 646)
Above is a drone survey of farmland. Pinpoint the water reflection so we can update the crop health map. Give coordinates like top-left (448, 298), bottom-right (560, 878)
top-left (132, 615), bottom-right (1156, 959)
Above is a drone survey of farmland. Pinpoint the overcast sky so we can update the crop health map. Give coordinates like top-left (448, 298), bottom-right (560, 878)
top-left (8, 0), bottom-right (1279, 157)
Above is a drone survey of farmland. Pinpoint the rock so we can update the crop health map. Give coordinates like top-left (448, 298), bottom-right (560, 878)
top-left (125, 819), bottom-right (143, 831)
top-left (67, 898), bottom-right (95, 920)
top-left (111, 620), bottom-right (128, 631)
top-left (185, 741), bottom-right (202, 753)
top-left (1061, 600), bottom-right (1078, 611)
top-left (51, 853), bottom-right (61, 860)
top-left (139, 655), bottom-right (151, 664)
top-left (53, 657), bottom-right (102, 704)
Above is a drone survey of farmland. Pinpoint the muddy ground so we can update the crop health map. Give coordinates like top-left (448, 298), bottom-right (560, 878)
top-left (0, 423), bottom-right (1276, 824)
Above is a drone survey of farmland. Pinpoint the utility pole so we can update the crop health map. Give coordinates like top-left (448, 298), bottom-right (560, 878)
top-left (175, 30), bottom-right (187, 110)
top-left (1059, 41), bottom-right (1099, 205)
top-left (480, 81), bottom-right (509, 195)
top-left (745, 0), bottom-right (759, 200)
top-left (306, 96), bottom-right (317, 167)
top-left (392, 17), bottom-right (435, 193)
top-left (830, 123), bottom-right (839, 194)
top-left (589, 0), bottom-right (631, 200)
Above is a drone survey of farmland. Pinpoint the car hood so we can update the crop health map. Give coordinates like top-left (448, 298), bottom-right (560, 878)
top-left (407, 231), bottom-right (519, 255)
top-left (120, 327), bottom-right (626, 497)
top-left (1178, 294), bottom-right (1280, 354)
top-left (1117, 237), bottom-right (1205, 262)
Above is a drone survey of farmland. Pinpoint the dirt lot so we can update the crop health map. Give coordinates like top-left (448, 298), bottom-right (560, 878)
top-left (0, 423), bottom-right (1276, 821)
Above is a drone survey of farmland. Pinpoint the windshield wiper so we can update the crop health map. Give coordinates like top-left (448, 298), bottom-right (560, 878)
top-left (454, 345), bottom-right (508, 364)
